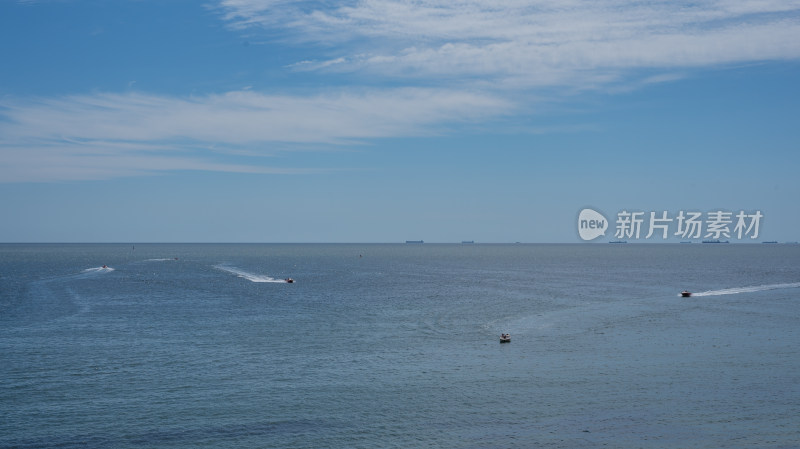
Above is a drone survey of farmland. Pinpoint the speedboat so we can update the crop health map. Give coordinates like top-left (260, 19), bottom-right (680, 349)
top-left (102, 265), bottom-right (108, 269)
top-left (500, 333), bottom-right (511, 343)
top-left (681, 290), bottom-right (691, 297)
top-left (286, 278), bottom-right (294, 283)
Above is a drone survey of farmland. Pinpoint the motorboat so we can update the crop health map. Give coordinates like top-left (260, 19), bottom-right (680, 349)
top-left (500, 333), bottom-right (511, 343)
top-left (681, 290), bottom-right (691, 297)
top-left (286, 278), bottom-right (294, 283)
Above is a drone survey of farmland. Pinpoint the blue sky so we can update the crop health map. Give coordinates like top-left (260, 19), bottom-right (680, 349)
top-left (1, 0), bottom-right (799, 243)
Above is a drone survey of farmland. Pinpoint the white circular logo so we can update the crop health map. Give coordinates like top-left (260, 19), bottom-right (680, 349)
top-left (578, 208), bottom-right (608, 241)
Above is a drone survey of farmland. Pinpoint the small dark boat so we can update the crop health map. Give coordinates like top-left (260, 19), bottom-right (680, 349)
top-left (681, 290), bottom-right (691, 297)
top-left (500, 333), bottom-right (511, 343)
top-left (102, 265), bottom-right (108, 269)
top-left (286, 278), bottom-right (294, 283)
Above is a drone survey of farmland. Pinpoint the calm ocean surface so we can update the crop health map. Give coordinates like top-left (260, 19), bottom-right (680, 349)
top-left (2, 243), bottom-right (799, 448)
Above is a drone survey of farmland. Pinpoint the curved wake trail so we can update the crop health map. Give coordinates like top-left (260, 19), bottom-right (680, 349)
top-left (215, 265), bottom-right (289, 283)
top-left (689, 282), bottom-right (800, 297)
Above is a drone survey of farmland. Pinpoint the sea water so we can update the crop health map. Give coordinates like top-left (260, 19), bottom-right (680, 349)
top-left (1, 243), bottom-right (799, 448)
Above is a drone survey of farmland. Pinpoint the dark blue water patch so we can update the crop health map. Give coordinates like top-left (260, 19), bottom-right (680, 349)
top-left (2, 419), bottom-right (331, 448)
top-left (1, 276), bottom-right (81, 328)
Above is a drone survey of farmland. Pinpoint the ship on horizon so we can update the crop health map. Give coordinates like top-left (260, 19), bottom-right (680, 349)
top-left (405, 240), bottom-right (424, 244)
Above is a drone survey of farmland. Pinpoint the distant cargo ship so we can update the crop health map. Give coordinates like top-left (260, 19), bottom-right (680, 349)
top-left (405, 240), bottom-right (424, 244)
top-left (609, 240), bottom-right (627, 244)
top-left (702, 239), bottom-right (729, 243)
top-left (762, 241), bottom-right (778, 244)
top-left (461, 241), bottom-right (475, 244)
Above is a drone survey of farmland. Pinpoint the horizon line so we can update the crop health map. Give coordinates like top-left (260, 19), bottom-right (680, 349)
top-left (0, 241), bottom-right (794, 245)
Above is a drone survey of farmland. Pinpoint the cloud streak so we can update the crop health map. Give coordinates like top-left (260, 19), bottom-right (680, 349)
top-left (218, 0), bottom-right (800, 87)
top-left (0, 89), bottom-right (512, 182)
top-left (4, 1), bottom-right (799, 183)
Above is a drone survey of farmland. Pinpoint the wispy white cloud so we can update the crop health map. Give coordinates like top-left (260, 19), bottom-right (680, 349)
top-left (0, 144), bottom-right (312, 183)
top-left (5, 1), bottom-right (799, 183)
top-left (217, 0), bottom-right (800, 88)
top-left (0, 89), bottom-right (512, 182)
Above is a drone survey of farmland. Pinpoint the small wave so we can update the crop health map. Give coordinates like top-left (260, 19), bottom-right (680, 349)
top-left (215, 265), bottom-right (289, 283)
top-left (688, 282), bottom-right (800, 297)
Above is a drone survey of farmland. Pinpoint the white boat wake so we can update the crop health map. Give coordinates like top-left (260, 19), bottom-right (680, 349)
top-left (689, 282), bottom-right (800, 297)
top-left (83, 266), bottom-right (114, 273)
top-left (215, 265), bottom-right (289, 283)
